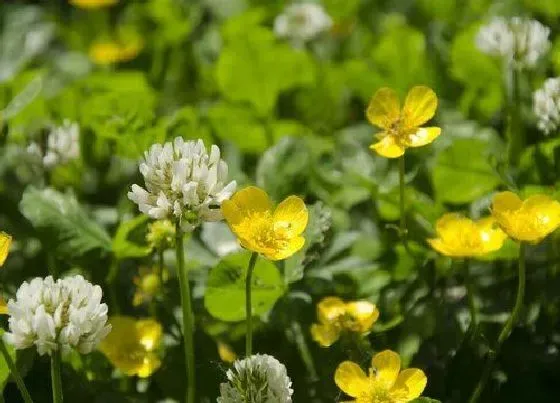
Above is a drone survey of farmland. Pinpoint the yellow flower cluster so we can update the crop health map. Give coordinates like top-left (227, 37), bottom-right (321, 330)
top-left (99, 316), bottom-right (162, 378)
top-left (335, 350), bottom-right (427, 403)
top-left (132, 266), bottom-right (166, 307)
top-left (222, 186), bottom-right (308, 260)
top-left (89, 40), bottom-right (142, 65)
top-left (311, 297), bottom-right (379, 347)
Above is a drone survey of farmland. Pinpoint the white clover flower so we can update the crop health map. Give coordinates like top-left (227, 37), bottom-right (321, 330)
top-left (128, 137), bottom-right (236, 227)
top-left (3, 275), bottom-right (111, 356)
top-left (218, 354), bottom-right (293, 403)
top-left (274, 3), bottom-right (332, 46)
top-left (476, 17), bottom-right (550, 70)
top-left (43, 120), bottom-right (80, 168)
top-left (534, 77), bottom-right (560, 135)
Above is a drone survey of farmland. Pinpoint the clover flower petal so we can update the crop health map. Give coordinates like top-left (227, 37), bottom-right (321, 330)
top-left (274, 3), bottom-right (332, 45)
top-left (533, 77), bottom-right (560, 135)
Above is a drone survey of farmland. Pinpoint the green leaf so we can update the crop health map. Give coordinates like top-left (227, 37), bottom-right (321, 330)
top-left (205, 251), bottom-right (285, 322)
top-left (0, 74), bottom-right (42, 121)
top-left (411, 398), bottom-right (442, 403)
top-left (216, 26), bottom-right (315, 116)
top-left (432, 138), bottom-right (501, 204)
top-left (0, 330), bottom-right (17, 390)
top-left (19, 187), bottom-right (112, 257)
top-left (111, 215), bottom-right (152, 260)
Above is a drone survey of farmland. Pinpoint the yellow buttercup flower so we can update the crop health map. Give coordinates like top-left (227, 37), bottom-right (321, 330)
top-left (89, 40), bottom-right (142, 65)
top-left (217, 341), bottom-right (237, 363)
top-left (221, 186), bottom-right (308, 261)
top-left (99, 316), bottom-right (162, 378)
top-left (491, 191), bottom-right (560, 243)
top-left (70, 0), bottom-right (118, 9)
top-left (0, 296), bottom-right (7, 315)
top-left (132, 266), bottom-right (166, 307)
top-left (311, 297), bottom-right (379, 347)
top-left (366, 86), bottom-right (441, 158)
top-left (335, 350), bottom-right (427, 403)
top-left (0, 232), bottom-right (12, 267)
top-left (428, 214), bottom-right (507, 258)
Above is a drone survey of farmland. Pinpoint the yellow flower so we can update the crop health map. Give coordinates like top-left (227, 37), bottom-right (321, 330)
top-left (99, 316), bottom-right (162, 378)
top-left (428, 213), bottom-right (507, 257)
top-left (146, 219), bottom-right (175, 250)
top-left (0, 296), bottom-right (7, 315)
top-left (217, 341), bottom-right (237, 363)
top-left (70, 0), bottom-right (118, 9)
top-left (492, 191), bottom-right (560, 243)
top-left (335, 350), bottom-right (427, 403)
top-left (366, 86), bottom-right (441, 158)
top-left (89, 40), bottom-right (142, 65)
top-left (133, 266), bottom-right (166, 307)
top-left (221, 186), bottom-right (308, 261)
top-left (311, 297), bottom-right (379, 347)
top-left (0, 232), bottom-right (12, 267)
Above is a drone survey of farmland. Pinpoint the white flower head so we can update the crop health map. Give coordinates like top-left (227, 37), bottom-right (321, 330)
top-left (3, 275), bottom-right (111, 356)
top-left (43, 120), bottom-right (80, 168)
top-left (534, 77), bottom-right (560, 135)
top-left (218, 354), bottom-right (293, 403)
top-left (274, 2), bottom-right (332, 46)
top-left (128, 137), bottom-right (236, 227)
top-left (476, 17), bottom-right (550, 70)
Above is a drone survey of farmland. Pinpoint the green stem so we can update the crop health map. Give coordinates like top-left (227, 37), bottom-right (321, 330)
top-left (507, 67), bottom-right (523, 166)
top-left (469, 242), bottom-right (526, 403)
top-left (175, 221), bottom-right (195, 403)
top-left (290, 322), bottom-right (318, 381)
top-left (51, 350), bottom-right (63, 403)
top-left (105, 259), bottom-right (120, 314)
top-left (463, 259), bottom-right (478, 332)
top-left (398, 156), bottom-right (407, 239)
top-left (245, 252), bottom-right (259, 357)
top-left (0, 338), bottom-right (33, 403)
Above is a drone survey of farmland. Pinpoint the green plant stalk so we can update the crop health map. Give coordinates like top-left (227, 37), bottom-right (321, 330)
top-left (0, 338), bottom-right (34, 403)
top-left (507, 67), bottom-right (523, 166)
top-left (51, 350), bottom-right (63, 403)
top-left (175, 221), bottom-right (195, 403)
top-left (463, 259), bottom-right (478, 332)
top-left (245, 252), bottom-right (259, 357)
top-left (105, 259), bottom-right (120, 315)
top-left (398, 156), bottom-right (407, 239)
top-left (469, 242), bottom-right (526, 403)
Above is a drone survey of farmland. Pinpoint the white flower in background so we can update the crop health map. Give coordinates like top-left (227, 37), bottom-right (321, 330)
top-left (534, 77), bottom-right (560, 135)
top-left (218, 354), bottom-right (294, 403)
top-left (128, 138), bottom-right (236, 226)
top-left (274, 2), bottom-right (332, 45)
top-left (26, 120), bottom-right (80, 169)
top-left (3, 275), bottom-right (111, 356)
top-left (476, 17), bottom-right (550, 69)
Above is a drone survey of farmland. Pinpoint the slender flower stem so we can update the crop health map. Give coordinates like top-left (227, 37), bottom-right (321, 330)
top-left (51, 350), bottom-right (63, 403)
top-left (398, 156), bottom-right (407, 240)
top-left (175, 221), bottom-right (195, 403)
top-left (506, 67), bottom-right (523, 166)
top-left (245, 252), bottom-right (259, 357)
top-left (0, 338), bottom-right (33, 403)
top-left (463, 259), bottom-right (478, 332)
top-left (469, 242), bottom-right (526, 403)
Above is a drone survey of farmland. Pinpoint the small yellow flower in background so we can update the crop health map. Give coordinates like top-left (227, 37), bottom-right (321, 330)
top-left (146, 219), bottom-right (175, 250)
top-left (428, 213), bottom-right (507, 258)
top-left (335, 350), bottom-right (427, 403)
top-left (366, 86), bottom-right (441, 158)
top-left (133, 266), bottom-right (166, 307)
top-left (221, 186), bottom-right (308, 260)
top-left (311, 297), bottom-right (379, 347)
top-left (70, 0), bottom-right (118, 9)
top-left (0, 296), bottom-right (7, 315)
top-left (492, 191), bottom-right (560, 243)
top-left (217, 341), bottom-right (237, 363)
top-left (99, 316), bottom-right (162, 378)
top-left (89, 39), bottom-right (142, 65)
top-left (0, 232), bottom-right (12, 267)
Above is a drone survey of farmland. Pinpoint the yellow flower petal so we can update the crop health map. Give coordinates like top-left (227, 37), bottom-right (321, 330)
top-left (310, 323), bottom-right (341, 347)
top-left (0, 296), bottom-right (7, 315)
top-left (391, 368), bottom-right (427, 401)
top-left (427, 238), bottom-right (452, 256)
top-left (492, 191), bottom-right (523, 214)
top-left (370, 135), bottom-right (405, 158)
top-left (345, 301), bottom-right (379, 333)
top-left (136, 353), bottom-right (162, 378)
top-left (476, 217), bottom-right (507, 253)
top-left (366, 87), bottom-right (401, 129)
top-left (222, 186), bottom-right (273, 227)
top-left (404, 127), bottom-right (441, 148)
top-left (273, 196), bottom-right (309, 238)
top-left (372, 350), bottom-right (401, 388)
top-left (137, 319), bottom-right (163, 352)
top-left (402, 86), bottom-right (438, 129)
top-left (0, 232), bottom-right (12, 267)
top-left (334, 361), bottom-right (370, 398)
top-left (317, 297), bottom-right (346, 324)
top-left (70, 0), bottom-right (117, 9)
top-left (264, 236), bottom-right (305, 260)
top-left (217, 341), bottom-right (237, 363)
